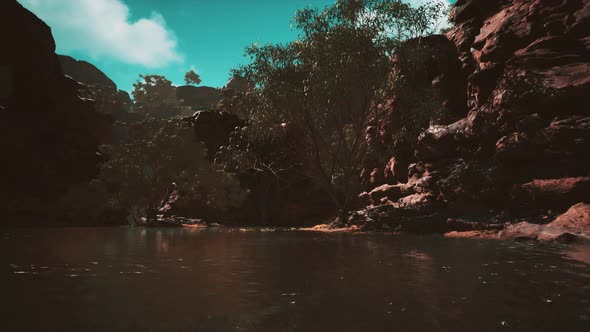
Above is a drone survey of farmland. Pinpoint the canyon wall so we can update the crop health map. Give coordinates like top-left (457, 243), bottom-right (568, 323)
top-left (355, 0), bottom-right (590, 233)
top-left (0, 1), bottom-right (110, 224)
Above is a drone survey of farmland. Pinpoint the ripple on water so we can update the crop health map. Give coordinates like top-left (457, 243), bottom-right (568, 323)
top-left (2, 229), bottom-right (590, 331)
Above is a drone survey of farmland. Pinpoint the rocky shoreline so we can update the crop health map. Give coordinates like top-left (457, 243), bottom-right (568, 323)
top-left (344, 0), bottom-right (590, 239)
top-left (144, 202), bottom-right (590, 243)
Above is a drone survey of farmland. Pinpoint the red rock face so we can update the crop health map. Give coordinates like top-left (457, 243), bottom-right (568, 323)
top-left (551, 202), bottom-right (590, 231)
top-left (358, 0), bottom-right (590, 231)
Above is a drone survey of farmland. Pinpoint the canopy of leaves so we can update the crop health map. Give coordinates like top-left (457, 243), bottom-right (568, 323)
top-left (132, 74), bottom-right (180, 118)
top-left (227, 0), bottom-right (448, 214)
top-left (59, 119), bottom-right (248, 225)
top-left (184, 70), bottom-right (202, 86)
top-left (100, 119), bottom-right (247, 223)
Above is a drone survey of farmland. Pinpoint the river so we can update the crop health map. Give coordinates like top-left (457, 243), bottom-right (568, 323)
top-left (1, 227), bottom-right (590, 331)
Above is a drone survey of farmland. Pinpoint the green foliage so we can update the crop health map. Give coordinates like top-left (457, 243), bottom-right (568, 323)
top-left (387, 42), bottom-right (447, 155)
top-left (213, 89), bottom-right (256, 120)
top-left (175, 163), bottom-right (248, 213)
top-left (97, 119), bottom-right (247, 224)
top-left (226, 0), bottom-right (447, 216)
top-left (184, 70), bottom-right (202, 86)
top-left (132, 74), bottom-right (180, 118)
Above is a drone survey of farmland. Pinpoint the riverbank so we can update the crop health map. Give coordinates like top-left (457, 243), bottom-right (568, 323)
top-left (305, 202), bottom-right (590, 243)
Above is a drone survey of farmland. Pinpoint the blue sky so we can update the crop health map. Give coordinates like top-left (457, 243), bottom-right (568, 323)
top-left (19, 0), bottom-right (453, 93)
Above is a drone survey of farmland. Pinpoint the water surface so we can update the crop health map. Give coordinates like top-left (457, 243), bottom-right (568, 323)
top-left (1, 227), bottom-right (590, 331)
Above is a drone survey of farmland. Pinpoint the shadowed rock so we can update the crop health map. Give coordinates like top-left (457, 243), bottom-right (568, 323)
top-left (0, 0), bottom-right (110, 224)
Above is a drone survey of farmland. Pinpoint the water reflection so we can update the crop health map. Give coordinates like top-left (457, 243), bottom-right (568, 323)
top-left (1, 228), bottom-right (589, 331)
top-left (565, 243), bottom-right (590, 265)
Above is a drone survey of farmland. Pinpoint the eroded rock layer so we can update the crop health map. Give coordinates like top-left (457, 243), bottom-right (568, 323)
top-left (355, 0), bottom-right (590, 236)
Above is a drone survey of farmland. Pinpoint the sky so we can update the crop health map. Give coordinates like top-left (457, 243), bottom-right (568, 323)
top-left (19, 0), bottom-right (454, 93)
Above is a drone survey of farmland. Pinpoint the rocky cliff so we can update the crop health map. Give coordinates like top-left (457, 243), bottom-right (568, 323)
top-left (353, 0), bottom-right (590, 238)
top-left (0, 1), bottom-right (110, 224)
top-left (58, 55), bottom-right (132, 119)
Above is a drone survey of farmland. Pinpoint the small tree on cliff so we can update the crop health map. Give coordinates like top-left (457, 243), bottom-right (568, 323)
top-left (132, 74), bottom-right (180, 118)
top-left (184, 70), bottom-right (202, 86)
top-left (228, 0), bottom-right (447, 222)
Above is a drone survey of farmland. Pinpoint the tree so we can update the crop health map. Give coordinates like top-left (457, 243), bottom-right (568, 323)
top-left (227, 0), bottom-right (447, 222)
top-left (184, 70), bottom-right (202, 86)
top-left (132, 74), bottom-right (180, 118)
top-left (99, 119), bottom-right (247, 224)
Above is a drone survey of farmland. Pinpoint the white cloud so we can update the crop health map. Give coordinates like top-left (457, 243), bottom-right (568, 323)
top-left (20, 0), bottom-right (183, 67)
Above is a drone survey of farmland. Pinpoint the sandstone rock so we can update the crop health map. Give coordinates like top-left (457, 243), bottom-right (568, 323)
top-left (536, 229), bottom-right (578, 243)
top-left (353, 0), bottom-right (590, 233)
top-left (368, 184), bottom-right (408, 206)
top-left (415, 118), bottom-right (469, 161)
top-left (397, 193), bottom-right (437, 214)
top-left (549, 202), bottom-right (590, 233)
top-left (512, 177), bottom-right (590, 211)
top-left (497, 203), bottom-right (590, 242)
top-left (499, 221), bottom-right (579, 242)
top-left (384, 157), bottom-right (408, 184)
top-left (444, 230), bottom-right (500, 239)
top-left (495, 132), bottom-right (540, 164)
top-left (499, 222), bottom-right (544, 241)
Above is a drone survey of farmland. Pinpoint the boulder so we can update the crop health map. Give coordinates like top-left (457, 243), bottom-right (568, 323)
top-left (368, 184), bottom-right (406, 206)
top-left (499, 203), bottom-right (590, 242)
top-left (499, 222), bottom-right (577, 242)
top-left (512, 177), bottom-right (590, 211)
top-left (549, 202), bottom-right (590, 232)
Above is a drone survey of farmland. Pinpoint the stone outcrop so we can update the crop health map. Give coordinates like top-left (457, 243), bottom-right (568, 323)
top-left (353, 0), bottom-right (590, 235)
top-left (499, 203), bottom-right (590, 242)
top-left (58, 55), bottom-right (132, 119)
top-left (58, 55), bottom-right (117, 89)
top-left (0, 1), bottom-right (110, 224)
top-left (176, 85), bottom-right (222, 112)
